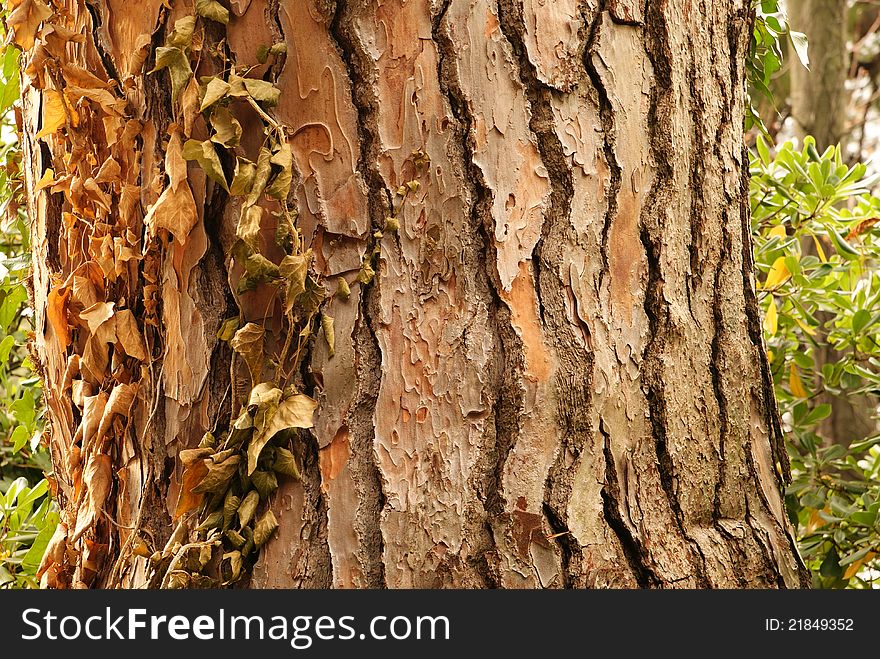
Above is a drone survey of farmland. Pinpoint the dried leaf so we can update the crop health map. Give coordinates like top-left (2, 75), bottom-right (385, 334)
top-left (71, 453), bottom-right (112, 541)
top-left (196, 0), bottom-right (230, 24)
top-left (166, 15), bottom-right (196, 49)
top-left (253, 509), bottom-right (279, 547)
top-left (266, 142), bottom-right (292, 200)
top-left (61, 63), bottom-right (109, 89)
top-left (79, 301), bottom-right (115, 334)
top-left (230, 322), bottom-right (264, 382)
top-left (143, 177), bottom-right (198, 241)
top-left (237, 489), bottom-right (259, 527)
top-left (174, 459), bottom-right (208, 519)
top-left (114, 309), bottom-right (148, 361)
top-left (7, 0), bottom-right (53, 51)
top-left (223, 490), bottom-right (241, 528)
top-left (35, 89), bottom-right (67, 140)
top-left (245, 147), bottom-right (272, 206)
top-left (247, 392), bottom-right (317, 474)
top-left (179, 447), bottom-right (214, 466)
top-left (279, 251), bottom-right (310, 313)
top-left (192, 454), bottom-right (241, 494)
top-left (182, 138), bottom-right (229, 191)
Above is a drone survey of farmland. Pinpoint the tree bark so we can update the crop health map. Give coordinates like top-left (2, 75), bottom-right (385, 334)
top-left (790, 0), bottom-right (848, 148)
top-left (18, 0), bottom-right (808, 588)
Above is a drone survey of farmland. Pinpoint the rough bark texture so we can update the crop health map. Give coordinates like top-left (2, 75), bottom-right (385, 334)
top-left (21, 0), bottom-right (809, 588)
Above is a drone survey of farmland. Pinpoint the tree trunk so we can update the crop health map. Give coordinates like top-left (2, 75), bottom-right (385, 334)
top-left (18, 0), bottom-right (808, 589)
top-left (790, 0), bottom-right (849, 148)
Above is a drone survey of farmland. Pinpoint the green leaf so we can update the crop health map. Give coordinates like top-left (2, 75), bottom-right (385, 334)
top-left (851, 309), bottom-right (871, 335)
top-left (182, 139), bottom-right (229, 191)
top-left (196, 0), bottom-right (230, 24)
top-left (0, 334), bottom-right (15, 363)
top-left (246, 392), bottom-right (317, 474)
top-left (200, 77), bottom-right (231, 112)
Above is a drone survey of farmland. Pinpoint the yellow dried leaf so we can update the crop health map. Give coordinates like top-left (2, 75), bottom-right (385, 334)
top-left (35, 89), bottom-right (67, 139)
top-left (35, 168), bottom-right (55, 192)
top-left (789, 364), bottom-right (808, 398)
top-left (71, 453), bottom-right (112, 542)
top-left (762, 256), bottom-right (790, 290)
top-left (79, 300), bottom-right (115, 334)
top-left (762, 295), bottom-right (777, 337)
top-left (7, 0), bottom-right (53, 51)
top-left (114, 309), bottom-right (148, 361)
top-left (47, 285), bottom-right (71, 350)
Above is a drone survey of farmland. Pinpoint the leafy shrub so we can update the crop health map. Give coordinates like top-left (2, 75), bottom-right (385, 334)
top-left (751, 137), bottom-right (880, 587)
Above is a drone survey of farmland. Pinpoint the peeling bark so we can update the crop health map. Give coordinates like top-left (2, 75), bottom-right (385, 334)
top-left (22, 0), bottom-right (808, 589)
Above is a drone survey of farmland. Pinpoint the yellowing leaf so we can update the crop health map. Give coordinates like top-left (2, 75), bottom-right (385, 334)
top-left (321, 313), bottom-right (335, 358)
top-left (230, 322), bottom-right (265, 383)
top-left (762, 256), bottom-right (790, 290)
top-left (236, 204), bottom-right (263, 250)
top-left (210, 105), bottom-right (242, 148)
top-left (201, 77), bottom-right (231, 112)
top-left (789, 364), bottom-right (808, 398)
top-left (35, 90), bottom-right (67, 139)
top-left (182, 138), bottom-right (229, 191)
top-left (768, 225), bottom-right (786, 240)
top-left (811, 234), bottom-right (827, 263)
top-left (196, 0), bottom-right (230, 24)
top-left (794, 316), bottom-right (817, 337)
top-left (762, 295), bottom-right (778, 337)
top-left (247, 392), bottom-right (317, 474)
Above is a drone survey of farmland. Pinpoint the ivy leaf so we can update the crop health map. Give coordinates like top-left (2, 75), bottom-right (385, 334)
top-left (166, 16), bottom-right (197, 49)
top-left (151, 47), bottom-right (192, 104)
top-left (245, 253), bottom-right (280, 280)
top-left (246, 147), bottom-right (273, 206)
top-left (266, 142), bottom-right (293, 200)
top-left (196, 0), bottom-right (230, 24)
top-left (251, 470), bottom-right (278, 499)
top-left (789, 31), bottom-right (809, 69)
top-left (217, 316), bottom-right (240, 341)
top-left (230, 158), bottom-right (256, 196)
top-left (230, 322), bottom-right (265, 383)
top-left (192, 454), bottom-right (240, 494)
top-left (246, 392), bottom-right (317, 474)
top-left (237, 490), bottom-right (259, 527)
top-left (243, 78), bottom-right (281, 106)
top-left (236, 205), bottom-right (263, 250)
top-left (182, 138), bottom-right (229, 191)
top-left (279, 251), bottom-right (310, 313)
top-left (272, 447), bottom-right (300, 480)
top-left (253, 509), bottom-right (279, 547)
top-left (200, 77), bottom-right (231, 112)
top-left (210, 105), bottom-right (242, 148)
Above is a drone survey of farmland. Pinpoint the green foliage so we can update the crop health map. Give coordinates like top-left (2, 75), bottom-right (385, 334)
top-left (0, 33), bottom-right (56, 588)
top-left (748, 0), bottom-right (808, 134)
top-left (751, 137), bottom-right (880, 588)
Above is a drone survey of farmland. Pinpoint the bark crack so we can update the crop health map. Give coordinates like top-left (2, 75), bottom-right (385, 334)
top-left (327, 0), bottom-right (392, 587)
